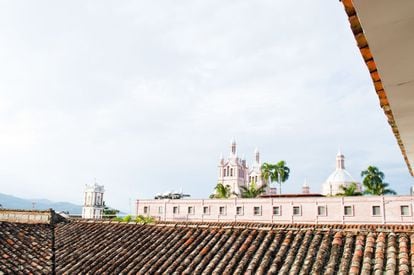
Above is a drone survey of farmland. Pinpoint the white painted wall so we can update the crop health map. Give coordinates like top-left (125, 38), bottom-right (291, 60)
top-left (136, 196), bottom-right (414, 224)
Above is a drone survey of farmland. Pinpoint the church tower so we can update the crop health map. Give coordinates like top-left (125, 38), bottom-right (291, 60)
top-left (82, 182), bottom-right (105, 219)
top-left (217, 139), bottom-right (248, 196)
top-left (248, 147), bottom-right (264, 188)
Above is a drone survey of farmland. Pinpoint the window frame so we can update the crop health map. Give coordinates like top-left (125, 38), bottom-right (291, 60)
top-left (400, 205), bottom-right (410, 216)
top-left (253, 206), bottom-right (262, 216)
top-left (292, 206), bottom-right (301, 216)
top-left (173, 206), bottom-right (179, 215)
top-left (203, 206), bottom-right (210, 215)
top-left (344, 205), bottom-right (354, 216)
top-left (372, 205), bottom-right (381, 216)
top-left (236, 206), bottom-right (244, 216)
top-left (188, 206), bottom-right (195, 215)
top-left (158, 206), bottom-right (163, 214)
top-left (219, 206), bottom-right (227, 215)
top-left (273, 206), bottom-right (281, 216)
top-left (143, 206), bottom-right (149, 214)
top-left (317, 205), bottom-right (327, 216)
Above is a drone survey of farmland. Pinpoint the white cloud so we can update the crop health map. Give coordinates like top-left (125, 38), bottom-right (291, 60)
top-left (0, 0), bottom-right (412, 212)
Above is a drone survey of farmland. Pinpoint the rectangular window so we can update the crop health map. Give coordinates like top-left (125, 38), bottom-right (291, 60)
top-left (344, 206), bottom-right (353, 216)
top-left (188, 206), bottom-right (194, 215)
top-left (317, 206), bottom-right (327, 216)
top-left (293, 206), bottom-right (301, 216)
top-left (401, 205), bottom-right (410, 216)
top-left (253, 206), bottom-right (262, 216)
top-left (219, 206), bottom-right (226, 215)
top-left (173, 206), bottom-right (179, 214)
top-left (236, 206), bottom-right (243, 215)
top-left (158, 206), bottom-right (163, 214)
top-left (143, 206), bottom-right (149, 214)
top-left (372, 205), bottom-right (381, 216)
top-left (203, 206), bottom-right (210, 215)
top-left (273, 206), bottom-right (281, 216)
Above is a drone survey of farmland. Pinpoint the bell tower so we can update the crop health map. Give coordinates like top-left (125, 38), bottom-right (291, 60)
top-left (82, 181), bottom-right (105, 219)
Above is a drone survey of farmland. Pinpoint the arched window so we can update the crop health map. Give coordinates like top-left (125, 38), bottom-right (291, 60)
top-left (227, 166), bottom-right (230, 176)
top-left (255, 176), bottom-right (258, 183)
top-left (230, 168), bottom-right (233, 177)
top-left (223, 168), bottom-right (226, 177)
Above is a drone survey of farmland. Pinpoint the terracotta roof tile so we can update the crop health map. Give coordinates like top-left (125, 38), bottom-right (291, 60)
top-left (2, 220), bottom-right (414, 273)
top-left (0, 221), bottom-right (53, 273)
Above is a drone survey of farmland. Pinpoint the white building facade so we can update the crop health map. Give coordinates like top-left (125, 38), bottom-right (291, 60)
top-left (217, 139), bottom-right (265, 196)
top-left (136, 196), bottom-right (414, 225)
top-left (82, 183), bottom-right (105, 219)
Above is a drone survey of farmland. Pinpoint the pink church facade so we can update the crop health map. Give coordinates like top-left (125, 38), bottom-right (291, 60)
top-left (136, 195), bottom-right (414, 225)
top-left (217, 139), bottom-right (267, 196)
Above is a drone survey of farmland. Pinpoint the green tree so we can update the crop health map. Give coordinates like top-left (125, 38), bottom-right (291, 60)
top-left (103, 205), bottom-right (120, 219)
top-left (361, 166), bottom-right (396, 195)
top-left (261, 163), bottom-right (277, 185)
top-left (211, 182), bottom-right (231, 199)
top-left (336, 182), bottom-right (363, 196)
top-left (240, 181), bottom-right (267, 198)
top-left (135, 215), bottom-right (155, 224)
top-left (274, 161), bottom-right (290, 195)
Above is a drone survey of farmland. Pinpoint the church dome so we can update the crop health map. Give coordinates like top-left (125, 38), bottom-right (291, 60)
top-left (325, 169), bottom-right (355, 184)
top-left (321, 151), bottom-right (361, 196)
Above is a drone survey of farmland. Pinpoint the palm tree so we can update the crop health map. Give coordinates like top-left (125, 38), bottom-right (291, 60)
top-left (336, 183), bottom-right (363, 196)
top-left (211, 182), bottom-right (231, 199)
top-left (240, 181), bottom-right (267, 198)
top-left (361, 166), bottom-right (396, 195)
top-left (261, 163), bottom-right (276, 185)
top-left (274, 161), bottom-right (290, 195)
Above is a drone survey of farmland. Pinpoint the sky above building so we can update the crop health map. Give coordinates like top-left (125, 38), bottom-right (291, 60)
top-left (0, 1), bottom-right (412, 213)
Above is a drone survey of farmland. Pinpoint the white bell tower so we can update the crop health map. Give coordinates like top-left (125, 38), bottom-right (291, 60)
top-left (82, 181), bottom-right (105, 219)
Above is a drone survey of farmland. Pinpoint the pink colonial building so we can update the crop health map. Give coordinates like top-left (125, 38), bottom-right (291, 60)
top-left (136, 196), bottom-right (414, 225)
top-left (136, 144), bottom-right (413, 225)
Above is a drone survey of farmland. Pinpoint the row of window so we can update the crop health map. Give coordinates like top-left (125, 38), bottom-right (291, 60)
top-left (248, 176), bottom-right (258, 183)
top-left (222, 167), bottom-right (245, 178)
top-left (143, 204), bottom-right (412, 217)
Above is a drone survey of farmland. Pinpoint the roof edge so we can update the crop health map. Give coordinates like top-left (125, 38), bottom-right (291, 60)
top-left (340, 0), bottom-right (413, 176)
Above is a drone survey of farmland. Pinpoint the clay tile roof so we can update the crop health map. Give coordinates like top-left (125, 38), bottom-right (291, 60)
top-left (2, 220), bottom-right (414, 273)
top-left (0, 221), bottom-right (53, 273)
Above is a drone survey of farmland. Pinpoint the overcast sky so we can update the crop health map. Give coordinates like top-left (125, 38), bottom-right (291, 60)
top-left (0, 1), bottom-right (412, 213)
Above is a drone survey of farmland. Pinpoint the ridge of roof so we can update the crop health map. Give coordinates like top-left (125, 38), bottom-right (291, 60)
top-left (65, 219), bottom-right (414, 233)
top-left (340, 0), bottom-right (413, 176)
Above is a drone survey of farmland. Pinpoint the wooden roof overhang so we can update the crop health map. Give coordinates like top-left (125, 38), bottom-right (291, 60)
top-left (340, 0), bottom-right (414, 176)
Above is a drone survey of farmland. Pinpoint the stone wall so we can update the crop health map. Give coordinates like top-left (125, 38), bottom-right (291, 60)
top-left (0, 209), bottom-right (54, 224)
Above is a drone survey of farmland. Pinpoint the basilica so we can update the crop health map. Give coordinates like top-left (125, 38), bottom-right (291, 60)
top-left (217, 139), bottom-right (361, 197)
top-left (217, 139), bottom-right (265, 196)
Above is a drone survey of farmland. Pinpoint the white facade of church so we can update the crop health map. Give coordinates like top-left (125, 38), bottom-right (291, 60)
top-left (217, 139), bottom-right (265, 196)
top-left (82, 183), bottom-right (105, 219)
top-left (321, 151), bottom-right (362, 196)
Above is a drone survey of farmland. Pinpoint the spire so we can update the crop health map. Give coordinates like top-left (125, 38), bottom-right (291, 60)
top-left (230, 138), bottom-right (237, 155)
top-left (302, 179), bottom-right (310, 194)
top-left (336, 150), bottom-right (345, 170)
top-left (254, 147), bottom-right (260, 163)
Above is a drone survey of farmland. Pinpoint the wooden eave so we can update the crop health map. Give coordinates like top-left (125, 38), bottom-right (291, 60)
top-left (340, 0), bottom-right (413, 176)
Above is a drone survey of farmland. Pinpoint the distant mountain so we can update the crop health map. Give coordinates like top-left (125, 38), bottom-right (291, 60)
top-left (0, 193), bottom-right (82, 215)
